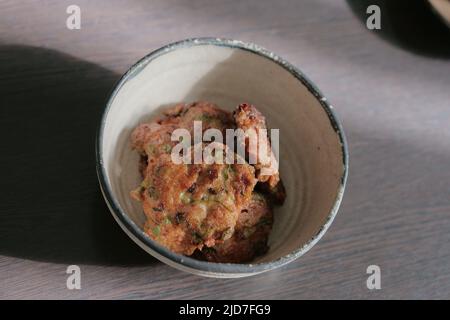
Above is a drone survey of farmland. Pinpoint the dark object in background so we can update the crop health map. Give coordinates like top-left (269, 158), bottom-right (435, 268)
top-left (428, 0), bottom-right (450, 27)
top-left (347, 0), bottom-right (450, 58)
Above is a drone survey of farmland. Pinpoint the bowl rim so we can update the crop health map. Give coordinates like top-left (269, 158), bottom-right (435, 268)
top-left (95, 37), bottom-right (349, 275)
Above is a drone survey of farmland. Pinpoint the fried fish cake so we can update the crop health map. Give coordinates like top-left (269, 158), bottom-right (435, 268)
top-left (132, 102), bottom-right (234, 152)
top-left (194, 193), bottom-right (273, 263)
top-left (131, 121), bottom-right (179, 176)
top-left (233, 103), bottom-right (286, 205)
top-left (170, 101), bottom-right (235, 134)
top-left (130, 101), bottom-right (286, 261)
top-left (132, 147), bottom-right (256, 255)
top-left (150, 101), bottom-right (235, 137)
top-left (131, 101), bottom-right (235, 173)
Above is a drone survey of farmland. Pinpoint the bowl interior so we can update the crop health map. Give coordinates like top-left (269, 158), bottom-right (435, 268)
top-left (100, 42), bottom-right (345, 266)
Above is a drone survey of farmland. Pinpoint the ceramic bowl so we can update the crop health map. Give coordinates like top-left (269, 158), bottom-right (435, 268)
top-left (96, 38), bottom-right (348, 278)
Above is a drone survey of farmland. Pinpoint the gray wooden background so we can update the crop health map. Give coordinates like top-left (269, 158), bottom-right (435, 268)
top-left (0, 0), bottom-right (449, 299)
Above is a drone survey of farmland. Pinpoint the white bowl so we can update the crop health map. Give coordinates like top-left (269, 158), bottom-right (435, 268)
top-left (96, 38), bottom-right (348, 278)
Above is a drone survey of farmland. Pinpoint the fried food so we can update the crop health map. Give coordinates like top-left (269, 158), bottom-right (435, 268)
top-left (131, 101), bottom-right (235, 177)
top-left (131, 101), bottom-right (234, 157)
top-left (130, 101), bottom-right (286, 262)
top-left (132, 148), bottom-right (256, 255)
top-left (193, 193), bottom-right (273, 263)
top-left (233, 103), bottom-right (286, 205)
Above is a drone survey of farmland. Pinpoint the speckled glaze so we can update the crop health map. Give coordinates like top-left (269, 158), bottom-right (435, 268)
top-left (96, 38), bottom-right (349, 278)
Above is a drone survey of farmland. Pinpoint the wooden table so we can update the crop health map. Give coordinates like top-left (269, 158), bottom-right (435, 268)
top-left (1, 0), bottom-right (449, 299)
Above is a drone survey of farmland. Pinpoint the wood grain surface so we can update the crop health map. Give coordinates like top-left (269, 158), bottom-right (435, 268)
top-left (0, 0), bottom-right (449, 299)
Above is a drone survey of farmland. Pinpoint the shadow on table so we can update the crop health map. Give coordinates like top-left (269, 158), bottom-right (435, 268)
top-left (346, 0), bottom-right (450, 59)
top-left (0, 45), bottom-right (156, 266)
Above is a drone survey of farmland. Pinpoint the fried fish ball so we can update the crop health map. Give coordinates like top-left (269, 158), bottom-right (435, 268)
top-left (132, 148), bottom-right (257, 255)
top-left (194, 193), bottom-right (273, 263)
top-left (233, 103), bottom-right (286, 205)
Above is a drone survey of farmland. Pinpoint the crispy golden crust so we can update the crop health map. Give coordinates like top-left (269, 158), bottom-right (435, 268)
top-left (158, 101), bottom-right (235, 137)
top-left (233, 103), bottom-right (286, 205)
top-left (170, 101), bottom-right (235, 133)
top-left (193, 193), bottom-right (273, 263)
top-left (130, 101), bottom-right (285, 261)
top-left (131, 102), bottom-right (256, 255)
top-left (133, 151), bottom-right (256, 255)
top-left (131, 101), bottom-right (235, 153)
top-left (233, 103), bottom-right (278, 185)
